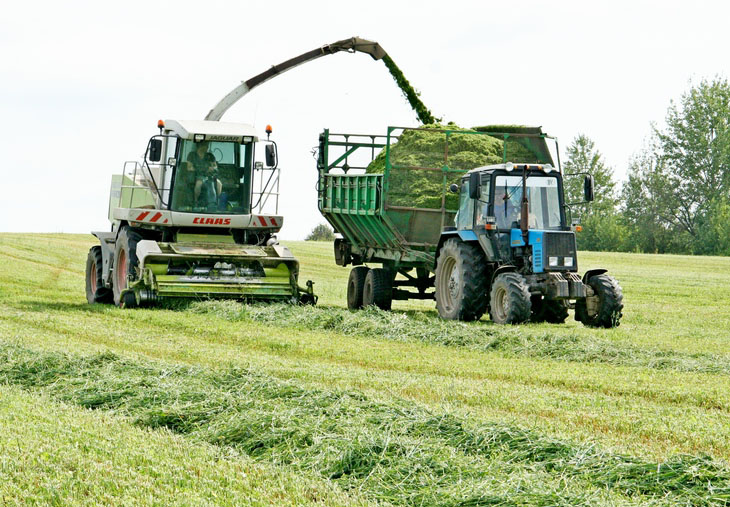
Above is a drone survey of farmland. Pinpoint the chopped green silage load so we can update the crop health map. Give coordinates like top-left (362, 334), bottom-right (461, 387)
top-left (365, 124), bottom-right (549, 209)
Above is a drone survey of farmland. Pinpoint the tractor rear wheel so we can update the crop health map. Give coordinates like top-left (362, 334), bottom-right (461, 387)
top-left (362, 268), bottom-right (392, 310)
top-left (85, 246), bottom-right (113, 304)
top-left (575, 274), bottom-right (623, 328)
top-left (434, 239), bottom-right (488, 321)
top-left (112, 227), bottom-right (142, 308)
top-left (530, 296), bottom-right (569, 324)
top-left (347, 266), bottom-right (369, 310)
top-left (489, 272), bottom-right (531, 324)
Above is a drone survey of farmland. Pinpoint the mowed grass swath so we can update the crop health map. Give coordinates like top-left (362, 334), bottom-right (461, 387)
top-left (2, 233), bottom-right (730, 505)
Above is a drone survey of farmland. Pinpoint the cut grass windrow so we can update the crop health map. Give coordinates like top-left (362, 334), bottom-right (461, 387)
top-left (186, 301), bottom-right (730, 377)
top-left (1, 344), bottom-right (729, 506)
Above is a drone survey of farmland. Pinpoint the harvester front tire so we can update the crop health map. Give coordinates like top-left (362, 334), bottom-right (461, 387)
top-left (85, 246), bottom-right (113, 304)
top-left (347, 266), bottom-right (369, 310)
top-left (530, 296), bottom-right (568, 324)
top-left (489, 272), bottom-right (531, 325)
top-left (575, 274), bottom-right (623, 328)
top-left (112, 227), bottom-right (142, 308)
top-left (363, 268), bottom-right (392, 311)
top-left (434, 239), bottom-right (488, 321)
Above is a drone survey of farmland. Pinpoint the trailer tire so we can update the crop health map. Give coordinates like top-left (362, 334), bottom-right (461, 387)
top-left (363, 268), bottom-right (392, 311)
top-left (530, 296), bottom-right (568, 324)
top-left (112, 227), bottom-right (142, 308)
top-left (575, 274), bottom-right (623, 328)
top-left (347, 266), bottom-right (370, 310)
top-left (85, 246), bottom-right (113, 304)
top-left (489, 272), bottom-right (531, 324)
top-left (435, 239), bottom-right (488, 321)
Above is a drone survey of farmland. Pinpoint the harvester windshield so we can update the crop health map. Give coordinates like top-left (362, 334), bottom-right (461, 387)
top-left (493, 175), bottom-right (562, 230)
top-left (170, 140), bottom-right (251, 214)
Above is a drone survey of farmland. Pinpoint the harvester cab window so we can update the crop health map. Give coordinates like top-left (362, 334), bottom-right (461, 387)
top-left (170, 139), bottom-right (251, 214)
top-left (494, 175), bottom-right (562, 230)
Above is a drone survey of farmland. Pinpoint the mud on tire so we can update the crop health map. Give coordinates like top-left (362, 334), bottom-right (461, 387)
top-left (575, 274), bottom-right (623, 328)
top-left (112, 227), bottom-right (142, 308)
top-left (489, 272), bottom-right (531, 325)
top-left (434, 239), bottom-right (488, 321)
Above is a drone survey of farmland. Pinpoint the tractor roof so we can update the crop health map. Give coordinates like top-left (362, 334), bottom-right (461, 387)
top-left (465, 163), bottom-right (558, 175)
top-left (164, 119), bottom-right (259, 142)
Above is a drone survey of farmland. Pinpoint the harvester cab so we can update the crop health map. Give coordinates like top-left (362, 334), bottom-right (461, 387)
top-left (86, 119), bottom-right (317, 308)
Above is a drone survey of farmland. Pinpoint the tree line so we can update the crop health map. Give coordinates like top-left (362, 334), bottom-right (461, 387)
top-left (565, 77), bottom-right (730, 255)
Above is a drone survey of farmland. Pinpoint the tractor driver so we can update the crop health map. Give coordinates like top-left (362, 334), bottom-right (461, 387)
top-left (494, 186), bottom-right (520, 229)
top-left (187, 141), bottom-right (210, 172)
top-left (195, 153), bottom-right (223, 210)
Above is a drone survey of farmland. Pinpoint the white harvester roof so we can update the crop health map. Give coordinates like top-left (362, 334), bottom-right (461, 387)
top-left (164, 119), bottom-right (259, 142)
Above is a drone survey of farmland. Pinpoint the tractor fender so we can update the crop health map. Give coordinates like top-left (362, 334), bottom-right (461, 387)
top-left (492, 264), bottom-right (518, 284)
top-left (582, 268), bottom-right (608, 284)
top-left (91, 231), bottom-right (117, 283)
top-left (434, 230), bottom-right (478, 269)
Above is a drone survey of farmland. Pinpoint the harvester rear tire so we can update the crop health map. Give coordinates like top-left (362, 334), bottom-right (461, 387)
top-left (85, 246), bottom-right (113, 304)
top-left (575, 274), bottom-right (623, 328)
top-left (112, 227), bottom-right (142, 308)
top-left (434, 239), bottom-right (488, 321)
top-left (347, 266), bottom-right (369, 310)
top-left (530, 296), bottom-right (569, 324)
top-left (363, 268), bottom-right (393, 311)
top-left (489, 272), bottom-right (531, 325)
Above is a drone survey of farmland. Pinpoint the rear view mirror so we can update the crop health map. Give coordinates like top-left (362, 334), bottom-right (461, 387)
top-left (449, 183), bottom-right (459, 194)
top-left (148, 139), bottom-right (162, 162)
top-left (469, 172), bottom-right (481, 199)
top-left (584, 174), bottom-right (595, 202)
top-left (265, 144), bottom-right (276, 167)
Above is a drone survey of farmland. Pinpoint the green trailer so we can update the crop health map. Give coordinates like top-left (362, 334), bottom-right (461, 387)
top-left (316, 126), bottom-right (623, 327)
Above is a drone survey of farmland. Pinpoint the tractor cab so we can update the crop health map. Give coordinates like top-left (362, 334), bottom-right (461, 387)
top-left (455, 163), bottom-right (589, 275)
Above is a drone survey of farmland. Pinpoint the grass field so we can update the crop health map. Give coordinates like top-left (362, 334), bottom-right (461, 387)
top-left (2, 233), bottom-right (730, 505)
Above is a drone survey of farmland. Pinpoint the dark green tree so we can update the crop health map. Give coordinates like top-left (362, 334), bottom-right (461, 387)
top-left (305, 223), bottom-right (335, 241)
top-left (562, 134), bottom-right (625, 251)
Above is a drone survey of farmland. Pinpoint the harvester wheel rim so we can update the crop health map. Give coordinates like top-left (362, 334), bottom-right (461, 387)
top-left (116, 249), bottom-right (127, 292)
top-left (90, 260), bottom-right (98, 294)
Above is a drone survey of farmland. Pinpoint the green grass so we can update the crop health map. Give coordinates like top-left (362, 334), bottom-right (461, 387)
top-left (2, 233), bottom-right (730, 504)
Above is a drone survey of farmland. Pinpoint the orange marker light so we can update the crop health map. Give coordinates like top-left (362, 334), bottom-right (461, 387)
top-left (265, 125), bottom-right (273, 135)
top-left (157, 119), bottom-right (165, 129)
top-left (574, 225), bottom-right (583, 232)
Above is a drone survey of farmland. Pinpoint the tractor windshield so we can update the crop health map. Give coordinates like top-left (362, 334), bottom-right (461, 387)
top-left (170, 140), bottom-right (251, 214)
top-left (493, 175), bottom-right (562, 230)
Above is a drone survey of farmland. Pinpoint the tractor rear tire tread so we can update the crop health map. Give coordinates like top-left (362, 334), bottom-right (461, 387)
top-left (85, 246), bottom-right (113, 304)
top-left (112, 227), bottom-right (143, 308)
top-left (434, 239), bottom-right (488, 321)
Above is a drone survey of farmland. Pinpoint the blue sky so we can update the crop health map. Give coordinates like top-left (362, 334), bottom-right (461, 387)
top-left (2, 0), bottom-right (729, 238)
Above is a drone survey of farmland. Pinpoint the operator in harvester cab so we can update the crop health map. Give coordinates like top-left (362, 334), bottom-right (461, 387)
top-left (187, 140), bottom-right (211, 172)
top-left (194, 153), bottom-right (223, 210)
top-left (494, 185), bottom-right (520, 229)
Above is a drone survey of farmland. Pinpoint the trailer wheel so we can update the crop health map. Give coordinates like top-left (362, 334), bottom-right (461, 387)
top-left (530, 296), bottom-right (568, 324)
top-left (347, 266), bottom-right (370, 310)
top-left (363, 268), bottom-right (392, 310)
top-left (85, 246), bottom-right (113, 304)
top-left (575, 274), bottom-right (623, 328)
top-left (489, 272), bottom-right (531, 324)
top-left (112, 227), bottom-right (142, 308)
top-left (434, 239), bottom-right (488, 321)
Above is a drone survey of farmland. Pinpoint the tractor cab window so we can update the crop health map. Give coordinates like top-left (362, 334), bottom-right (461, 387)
top-left (456, 180), bottom-right (474, 229)
top-left (494, 175), bottom-right (562, 230)
top-left (171, 139), bottom-right (252, 214)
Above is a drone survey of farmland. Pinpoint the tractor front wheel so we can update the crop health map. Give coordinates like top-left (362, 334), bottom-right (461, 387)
top-left (362, 268), bottom-right (392, 311)
top-left (85, 246), bottom-right (113, 304)
top-left (530, 296), bottom-right (568, 324)
top-left (112, 227), bottom-right (142, 308)
top-left (489, 272), bottom-right (531, 325)
top-left (347, 266), bottom-right (369, 310)
top-left (575, 274), bottom-right (623, 328)
top-left (434, 239), bottom-right (488, 321)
